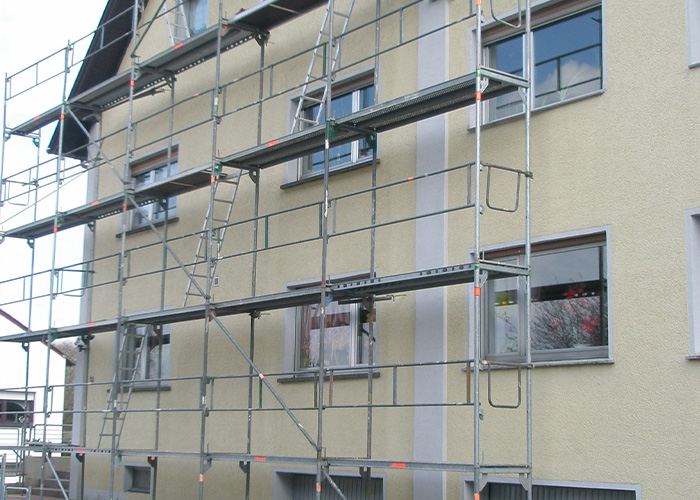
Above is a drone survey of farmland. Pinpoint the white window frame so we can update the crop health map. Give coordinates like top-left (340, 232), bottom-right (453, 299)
top-left (687, 0), bottom-right (700, 67)
top-left (685, 207), bottom-right (700, 356)
top-left (282, 272), bottom-right (377, 375)
top-left (130, 148), bottom-right (178, 230)
top-left (471, 0), bottom-right (605, 125)
top-left (284, 70), bottom-right (377, 185)
top-left (469, 227), bottom-right (613, 365)
top-left (295, 299), bottom-right (374, 371)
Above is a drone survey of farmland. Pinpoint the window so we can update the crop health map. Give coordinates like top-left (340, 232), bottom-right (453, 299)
top-left (274, 471), bottom-right (383, 500)
top-left (124, 464), bottom-right (152, 494)
top-left (297, 299), bottom-right (375, 370)
top-left (688, 0), bottom-right (700, 67)
top-left (0, 399), bottom-right (33, 427)
top-left (485, 234), bottom-right (608, 362)
top-left (130, 149), bottom-right (178, 229)
top-left (299, 78), bottom-right (375, 178)
top-left (122, 324), bottom-right (171, 384)
top-left (686, 208), bottom-right (700, 355)
top-left (465, 478), bottom-right (639, 499)
top-left (484, 1), bottom-right (603, 121)
top-left (186, 0), bottom-right (208, 35)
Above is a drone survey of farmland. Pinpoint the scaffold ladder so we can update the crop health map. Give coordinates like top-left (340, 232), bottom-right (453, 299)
top-left (291, 0), bottom-right (356, 133)
top-left (97, 325), bottom-right (149, 449)
top-left (163, 0), bottom-right (190, 46)
top-left (183, 168), bottom-right (243, 306)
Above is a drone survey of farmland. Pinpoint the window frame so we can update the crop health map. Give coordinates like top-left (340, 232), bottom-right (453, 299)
top-left (463, 476), bottom-right (641, 500)
top-left (122, 324), bottom-right (171, 389)
top-left (123, 463), bottom-right (153, 495)
top-left (292, 72), bottom-right (377, 182)
top-left (479, 0), bottom-right (605, 124)
top-left (0, 398), bottom-right (34, 427)
top-left (295, 299), bottom-right (375, 371)
top-left (687, 0), bottom-right (700, 67)
top-left (283, 272), bottom-right (378, 375)
top-left (129, 148), bottom-right (179, 230)
top-left (185, 0), bottom-right (208, 35)
top-left (685, 208), bottom-right (700, 357)
top-left (479, 230), bottom-right (612, 364)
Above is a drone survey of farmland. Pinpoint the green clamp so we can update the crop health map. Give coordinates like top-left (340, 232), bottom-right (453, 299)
top-left (212, 162), bottom-right (222, 174)
top-left (325, 119), bottom-right (337, 142)
top-left (365, 133), bottom-right (377, 150)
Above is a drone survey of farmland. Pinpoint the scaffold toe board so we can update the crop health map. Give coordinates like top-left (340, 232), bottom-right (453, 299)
top-left (222, 73), bottom-right (516, 170)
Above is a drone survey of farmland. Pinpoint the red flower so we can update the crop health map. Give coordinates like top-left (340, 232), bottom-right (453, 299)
top-left (580, 316), bottom-right (600, 334)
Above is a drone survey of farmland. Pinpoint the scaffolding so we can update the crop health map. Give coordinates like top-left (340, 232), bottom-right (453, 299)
top-left (0, 0), bottom-right (533, 499)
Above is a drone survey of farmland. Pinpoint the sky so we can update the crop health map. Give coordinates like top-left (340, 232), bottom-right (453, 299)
top-left (0, 2), bottom-right (108, 390)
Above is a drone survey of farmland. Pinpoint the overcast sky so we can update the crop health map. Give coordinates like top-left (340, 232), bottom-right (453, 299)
top-left (0, 2), bottom-right (108, 386)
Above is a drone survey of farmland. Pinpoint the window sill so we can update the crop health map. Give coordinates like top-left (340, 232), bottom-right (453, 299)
top-left (277, 369), bottom-right (380, 384)
top-left (471, 88), bottom-right (605, 132)
top-left (686, 353), bottom-right (700, 360)
top-left (116, 216), bottom-right (179, 237)
top-left (109, 382), bottom-right (172, 392)
top-left (280, 157), bottom-right (378, 189)
top-left (467, 357), bottom-right (613, 370)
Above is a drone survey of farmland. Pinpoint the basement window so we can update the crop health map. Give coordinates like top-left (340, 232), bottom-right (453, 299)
top-left (465, 478), bottom-right (640, 499)
top-left (124, 464), bottom-right (152, 494)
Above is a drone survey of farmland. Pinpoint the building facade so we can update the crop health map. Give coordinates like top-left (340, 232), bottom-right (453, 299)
top-left (1, 0), bottom-right (700, 499)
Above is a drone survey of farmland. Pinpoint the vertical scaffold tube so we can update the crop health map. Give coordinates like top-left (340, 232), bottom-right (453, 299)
top-left (524, 1), bottom-right (533, 499)
top-left (472, 0), bottom-right (484, 497)
top-left (111, 1), bottom-right (140, 496)
top-left (316, 1), bottom-right (334, 498)
top-left (40, 39), bottom-right (71, 500)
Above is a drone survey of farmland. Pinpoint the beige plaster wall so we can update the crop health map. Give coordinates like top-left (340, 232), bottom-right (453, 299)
top-left (80, 0), bottom-right (700, 498)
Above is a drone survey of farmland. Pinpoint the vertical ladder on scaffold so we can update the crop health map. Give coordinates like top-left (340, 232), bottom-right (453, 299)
top-left (97, 325), bottom-right (149, 448)
top-left (290, 0), bottom-right (356, 133)
top-left (182, 168), bottom-right (243, 306)
top-left (163, 0), bottom-right (190, 45)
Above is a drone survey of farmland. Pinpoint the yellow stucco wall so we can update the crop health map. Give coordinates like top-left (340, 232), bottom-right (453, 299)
top-left (77, 0), bottom-right (700, 498)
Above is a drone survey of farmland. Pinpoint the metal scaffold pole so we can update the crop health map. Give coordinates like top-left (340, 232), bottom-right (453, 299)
top-left (111, 1), bottom-right (141, 497)
top-left (244, 28), bottom-right (266, 500)
top-left (364, 2), bottom-right (381, 497)
top-left (524, 1), bottom-right (533, 498)
top-left (199, 2), bottom-right (225, 498)
top-left (473, 0), bottom-right (484, 495)
top-left (316, 0), bottom-right (334, 497)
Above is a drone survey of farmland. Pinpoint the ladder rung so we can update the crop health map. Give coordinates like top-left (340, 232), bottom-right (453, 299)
top-left (297, 117), bottom-right (319, 125)
top-left (213, 198), bottom-right (234, 204)
top-left (302, 96), bottom-right (323, 104)
top-left (333, 10), bottom-right (350, 18)
top-left (218, 178), bottom-right (239, 185)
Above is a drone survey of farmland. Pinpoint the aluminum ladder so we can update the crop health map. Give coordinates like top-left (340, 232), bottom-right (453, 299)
top-left (183, 168), bottom-right (243, 306)
top-left (163, 0), bottom-right (190, 46)
top-left (97, 325), bottom-right (149, 449)
top-left (290, 0), bottom-right (356, 133)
